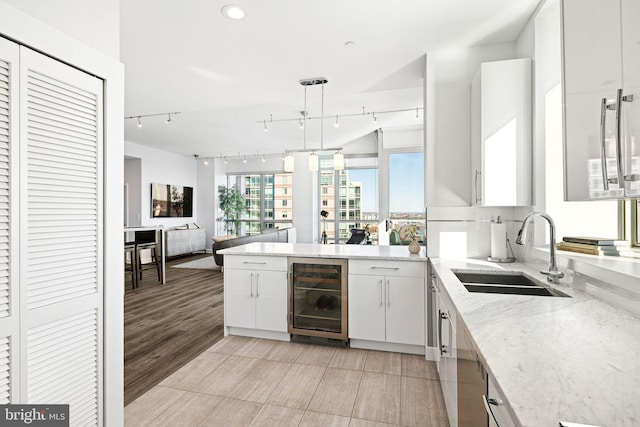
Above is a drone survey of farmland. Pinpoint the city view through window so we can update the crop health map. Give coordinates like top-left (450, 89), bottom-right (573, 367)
top-left (226, 151), bottom-right (425, 244)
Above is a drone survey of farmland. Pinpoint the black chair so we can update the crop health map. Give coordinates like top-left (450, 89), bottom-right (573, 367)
top-left (345, 228), bottom-right (366, 244)
top-left (124, 241), bottom-right (138, 289)
top-left (135, 230), bottom-right (161, 282)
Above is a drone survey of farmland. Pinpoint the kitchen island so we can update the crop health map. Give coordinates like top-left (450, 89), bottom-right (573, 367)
top-left (219, 242), bottom-right (429, 354)
top-left (431, 257), bottom-right (640, 427)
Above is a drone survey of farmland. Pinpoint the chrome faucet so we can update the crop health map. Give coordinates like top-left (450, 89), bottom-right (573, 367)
top-left (515, 212), bottom-right (564, 283)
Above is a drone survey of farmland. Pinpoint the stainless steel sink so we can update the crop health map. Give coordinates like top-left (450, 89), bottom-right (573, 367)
top-left (453, 271), bottom-right (570, 298)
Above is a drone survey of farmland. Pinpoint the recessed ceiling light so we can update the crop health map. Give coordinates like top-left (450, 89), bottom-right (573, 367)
top-left (222, 5), bottom-right (246, 20)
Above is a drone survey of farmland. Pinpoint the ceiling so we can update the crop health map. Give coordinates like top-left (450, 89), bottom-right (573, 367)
top-left (120, 0), bottom-right (541, 159)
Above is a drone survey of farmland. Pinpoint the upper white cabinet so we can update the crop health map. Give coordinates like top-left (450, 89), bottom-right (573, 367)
top-left (562, 0), bottom-right (640, 200)
top-left (471, 58), bottom-right (532, 206)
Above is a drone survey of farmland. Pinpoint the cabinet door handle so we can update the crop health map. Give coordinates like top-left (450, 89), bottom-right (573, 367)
top-left (250, 272), bottom-right (254, 298)
top-left (482, 395), bottom-right (501, 426)
top-left (379, 279), bottom-right (384, 307)
top-left (474, 169), bottom-right (481, 204)
top-left (438, 309), bottom-right (444, 355)
top-left (256, 273), bottom-right (260, 298)
top-left (243, 261), bottom-right (267, 265)
top-left (615, 88), bottom-right (625, 188)
top-left (600, 97), bottom-right (610, 190)
top-left (386, 279), bottom-right (390, 307)
top-left (371, 266), bottom-right (400, 271)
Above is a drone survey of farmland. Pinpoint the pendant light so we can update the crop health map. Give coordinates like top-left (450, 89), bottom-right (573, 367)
top-left (309, 152), bottom-right (319, 171)
top-left (333, 151), bottom-right (344, 170)
top-left (283, 153), bottom-right (294, 172)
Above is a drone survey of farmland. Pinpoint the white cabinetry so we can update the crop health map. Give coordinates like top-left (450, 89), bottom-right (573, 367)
top-left (485, 374), bottom-right (517, 427)
top-left (471, 58), bottom-right (532, 206)
top-left (348, 260), bottom-right (425, 352)
top-left (436, 274), bottom-right (458, 427)
top-left (562, 0), bottom-right (640, 199)
top-left (225, 256), bottom-right (288, 336)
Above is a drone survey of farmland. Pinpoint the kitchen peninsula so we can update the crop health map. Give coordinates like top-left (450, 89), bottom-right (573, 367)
top-left (219, 242), bottom-right (429, 354)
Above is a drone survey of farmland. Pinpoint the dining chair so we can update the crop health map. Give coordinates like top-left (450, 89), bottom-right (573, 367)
top-left (135, 230), bottom-right (161, 282)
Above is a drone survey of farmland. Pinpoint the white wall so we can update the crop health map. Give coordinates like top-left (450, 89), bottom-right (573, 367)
top-left (124, 157), bottom-right (141, 226)
top-left (124, 141), bottom-right (198, 229)
top-left (197, 159), bottom-right (217, 248)
top-left (0, 0), bottom-right (120, 59)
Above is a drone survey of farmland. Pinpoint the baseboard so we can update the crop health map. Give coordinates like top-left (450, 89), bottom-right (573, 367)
top-left (226, 327), bottom-right (290, 342)
top-left (349, 339), bottom-right (425, 355)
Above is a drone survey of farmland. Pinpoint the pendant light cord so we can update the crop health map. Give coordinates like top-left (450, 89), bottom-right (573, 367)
top-left (321, 82), bottom-right (324, 150)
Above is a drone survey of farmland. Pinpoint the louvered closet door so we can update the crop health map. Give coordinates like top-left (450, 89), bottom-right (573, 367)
top-left (0, 37), bottom-right (19, 405)
top-left (20, 47), bottom-right (103, 426)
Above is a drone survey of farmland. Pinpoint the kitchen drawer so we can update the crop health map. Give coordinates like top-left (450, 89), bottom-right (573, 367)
top-left (349, 259), bottom-right (425, 278)
top-left (224, 255), bottom-right (287, 271)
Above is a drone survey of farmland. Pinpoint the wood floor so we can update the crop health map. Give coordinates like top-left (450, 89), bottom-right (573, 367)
top-left (124, 253), bottom-right (224, 405)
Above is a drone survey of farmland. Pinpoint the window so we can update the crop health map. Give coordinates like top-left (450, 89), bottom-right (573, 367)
top-left (387, 151), bottom-right (426, 243)
top-left (319, 156), bottom-right (379, 244)
top-left (226, 172), bottom-right (293, 235)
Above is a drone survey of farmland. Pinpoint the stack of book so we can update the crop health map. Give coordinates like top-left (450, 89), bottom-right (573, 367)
top-left (556, 237), bottom-right (638, 257)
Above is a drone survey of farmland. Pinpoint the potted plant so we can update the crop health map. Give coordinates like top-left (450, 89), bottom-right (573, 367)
top-left (216, 185), bottom-right (246, 236)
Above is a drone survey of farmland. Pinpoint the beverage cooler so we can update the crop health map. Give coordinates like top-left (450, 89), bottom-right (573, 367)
top-left (288, 257), bottom-right (348, 341)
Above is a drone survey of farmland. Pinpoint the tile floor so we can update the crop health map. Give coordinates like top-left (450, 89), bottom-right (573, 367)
top-left (125, 335), bottom-right (449, 427)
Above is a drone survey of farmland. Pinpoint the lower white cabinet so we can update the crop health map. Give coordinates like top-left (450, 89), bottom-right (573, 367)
top-left (348, 260), bottom-right (425, 347)
top-left (485, 374), bottom-right (517, 427)
top-left (438, 286), bottom-right (458, 427)
top-left (225, 256), bottom-right (288, 332)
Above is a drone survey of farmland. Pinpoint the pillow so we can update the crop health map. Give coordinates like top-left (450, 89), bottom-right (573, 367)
top-left (212, 234), bottom-right (235, 243)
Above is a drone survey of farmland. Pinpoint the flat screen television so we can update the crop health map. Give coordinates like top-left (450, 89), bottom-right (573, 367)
top-left (151, 183), bottom-right (193, 218)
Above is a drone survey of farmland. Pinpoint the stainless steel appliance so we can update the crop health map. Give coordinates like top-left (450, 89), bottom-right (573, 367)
top-left (457, 314), bottom-right (488, 427)
top-left (288, 257), bottom-right (348, 341)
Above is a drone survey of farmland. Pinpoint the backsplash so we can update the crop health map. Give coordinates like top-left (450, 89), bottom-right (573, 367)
top-left (427, 206), bottom-right (529, 260)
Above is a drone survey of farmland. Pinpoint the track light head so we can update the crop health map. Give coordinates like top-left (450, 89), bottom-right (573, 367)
top-left (137, 117), bottom-right (142, 128)
top-left (165, 113), bottom-right (172, 124)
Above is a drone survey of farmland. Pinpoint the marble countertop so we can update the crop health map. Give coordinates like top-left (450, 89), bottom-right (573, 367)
top-left (430, 258), bottom-right (640, 427)
top-left (218, 242), bottom-right (428, 261)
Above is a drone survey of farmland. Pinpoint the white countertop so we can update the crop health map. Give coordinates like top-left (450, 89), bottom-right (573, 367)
top-left (219, 242), bottom-right (428, 261)
top-left (430, 258), bottom-right (640, 427)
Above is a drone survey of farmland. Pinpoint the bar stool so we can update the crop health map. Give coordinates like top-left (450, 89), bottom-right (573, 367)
top-left (124, 242), bottom-right (138, 289)
top-left (135, 230), bottom-right (161, 282)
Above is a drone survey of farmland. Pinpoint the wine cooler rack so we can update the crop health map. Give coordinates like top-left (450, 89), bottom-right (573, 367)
top-left (288, 257), bottom-right (348, 341)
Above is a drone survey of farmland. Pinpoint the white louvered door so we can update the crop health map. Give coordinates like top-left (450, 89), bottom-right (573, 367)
top-left (20, 47), bottom-right (103, 426)
top-left (0, 35), bottom-right (19, 406)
